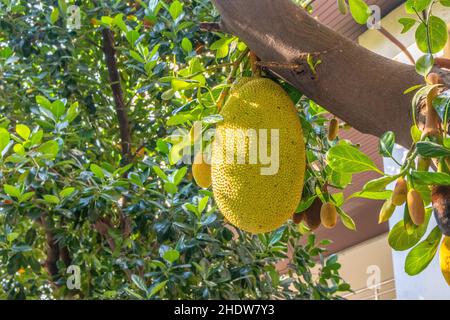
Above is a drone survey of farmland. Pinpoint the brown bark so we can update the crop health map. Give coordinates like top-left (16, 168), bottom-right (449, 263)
top-left (210, 0), bottom-right (450, 148)
top-left (99, 28), bottom-right (132, 252)
top-left (40, 216), bottom-right (59, 278)
top-left (102, 28), bottom-right (133, 164)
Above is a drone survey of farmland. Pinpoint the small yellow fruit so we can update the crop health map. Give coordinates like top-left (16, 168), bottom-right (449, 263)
top-left (407, 189), bottom-right (425, 226)
top-left (378, 199), bottom-right (395, 224)
top-left (327, 118), bottom-right (339, 141)
top-left (391, 177), bottom-right (408, 206)
top-left (192, 152), bottom-right (211, 188)
top-left (320, 203), bottom-right (338, 229)
top-left (440, 236), bottom-right (450, 286)
top-left (417, 157), bottom-right (431, 172)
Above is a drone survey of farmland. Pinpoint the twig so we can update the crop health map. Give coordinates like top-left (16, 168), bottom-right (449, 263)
top-left (255, 61), bottom-right (305, 73)
top-left (199, 22), bottom-right (222, 32)
top-left (378, 26), bottom-right (415, 65)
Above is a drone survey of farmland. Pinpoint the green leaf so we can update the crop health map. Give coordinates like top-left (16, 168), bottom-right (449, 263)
top-left (59, 187), bottom-right (75, 198)
top-left (405, 226), bottom-right (441, 275)
top-left (441, 0), bottom-right (450, 6)
top-left (37, 140), bottom-right (59, 159)
top-left (410, 171), bottom-right (450, 185)
top-left (337, 0), bottom-right (348, 15)
top-left (327, 144), bottom-right (382, 174)
top-left (16, 124), bottom-right (30, 140)
top-left (131, 274), bottom-right (147, 292)
top-left (172, 166), bottom-right (187, 185)
top-left (336, 207), bottom-right (356, 231)
top-left (433, 90), bottom-right (450, 123)
top-left (0, 128), bottom-right (11, 153)
top-left (164, 182), bottom-right (177, 194)
top-left (125, 30), bottom-right (139, 46)
top-left (198, 196), bottom-right (209, 214)
top-left (399, 17), bottom-right (416, 33)
top-left (348, 0), bottom-right (370, 25)
top-left (415, 54), bottom-right (434, 76)
top-left (168, 0), bottom-right (183, 20)
top-left (295, 196), bottom-right (316, 213)
top-left (19, 191), bottom-right (35, 203)
top-left (50, 7), bottom-right (59, 24)
top-left (51, 100), bottom-right (65, 120)
top-left (348, 190), bottom-right (392, 200)
top-left (163, 249), bottom-right (180, 263)
top-left (409, 0), bottom-right (433, 12)
top-left (181, 37), bottom-right (193, 53)
top-left (379, 131), bottom-right (395, 157)
top-left (4, 184), bottom-right (21, 198)
top-left (43, 194), bottom-right (60, 205)
top-left (388, 208), bottom-right (431, 250)
top-left (90, 164), bottom-right (105, 179)
top-left (415, 16), bottom-right (448, 54)
top-left (114, 13), bottom-right (128, 33)
top-left (202, 114), bottom-right (223, 124)
top-left (152, 166), bottom-right (168, 181)
top-left (416, 141), bottom-right (450, 157)
top-left (149, 280), bottom-right (167, 297)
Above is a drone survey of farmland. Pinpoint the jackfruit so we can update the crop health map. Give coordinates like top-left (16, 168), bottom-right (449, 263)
top-left (192, 152), bottom-right (211, 188)
top-left (211, 78), bottom-right (305, 234)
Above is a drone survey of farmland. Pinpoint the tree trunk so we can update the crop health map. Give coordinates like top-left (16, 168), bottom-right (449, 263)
top-left (211, 0), bottom-right (450, 148)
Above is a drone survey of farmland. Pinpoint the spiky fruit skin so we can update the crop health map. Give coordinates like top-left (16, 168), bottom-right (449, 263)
top-left (327, 118), bottom-right (339, 141)
top-left (432, 186), bottom-right (450, 236)
top-left (320, 203), bottom-right (338, 229)
top-left (391, 177), bottom-right (407, 206)
top-left (211, 78), bottom-right (305, 234)
top-left (192, 152), bottom-right (211, 189)
top-left (378, 199), bottom-right (395, 224)
top-left (303, 198), bottom-right (322, 230)
top-left (407, 189), bottom-right (425, 226)
top-left (440, 236), bottom-right (450, 286)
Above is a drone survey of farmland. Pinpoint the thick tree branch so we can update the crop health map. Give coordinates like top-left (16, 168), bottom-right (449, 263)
top-left (211, 0), bottom-right (450, 148)
top-left (99, 28), bottom-right (133, 247)
top-left (102, 28), bottom-right (133, 164)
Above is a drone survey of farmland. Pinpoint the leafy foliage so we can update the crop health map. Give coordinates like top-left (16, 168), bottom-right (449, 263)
top-left (0, 0), bottom-right (349, 299)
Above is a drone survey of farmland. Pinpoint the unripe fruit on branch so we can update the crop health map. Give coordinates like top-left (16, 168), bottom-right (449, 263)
top-left (407, 189), bottom-right (426, 226)
top-left (422, 86), bottom-right (442, 138)
top-left (303, 198), bottom-right (322, 230)
top-left (327, 118), bottom-right (339, 141)
top-left (426, 72), bottom-right (443, 85)
top-left (292, 212), bottom-right (303, 225)
top-left (417, 157), bottom-right (431, 172)
top-left (391, 177), bottom-right (408, 206)
top-left (439, 236), bottom-right (450, 286)
top-left (192, 152), bottom-right (211, 188)
top-left (320, 202), bottom-right (338, 229)
top-left (432, 185), bottom-right (450, 236)
top-left (379, 199), bottom-right (395, 224)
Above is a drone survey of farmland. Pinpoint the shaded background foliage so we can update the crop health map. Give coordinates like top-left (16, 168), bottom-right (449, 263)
top-left (0, 0), bottom-right (349, 299)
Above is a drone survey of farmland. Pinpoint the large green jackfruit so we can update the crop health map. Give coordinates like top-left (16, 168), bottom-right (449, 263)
top-left (211, 78), bottom-right (306, 234)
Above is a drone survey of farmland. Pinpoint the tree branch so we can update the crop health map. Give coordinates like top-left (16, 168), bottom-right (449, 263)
top-left (102, 28), bottom-right (132, 165)
top-left (210, 0), bottom-right (450, 148)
